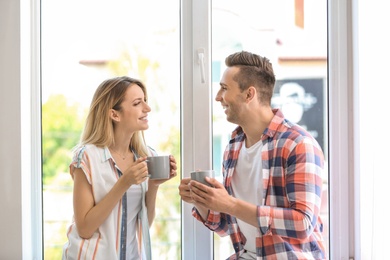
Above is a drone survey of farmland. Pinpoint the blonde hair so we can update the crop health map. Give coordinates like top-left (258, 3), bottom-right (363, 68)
top-left (78, 76), bottom-right (149, 157)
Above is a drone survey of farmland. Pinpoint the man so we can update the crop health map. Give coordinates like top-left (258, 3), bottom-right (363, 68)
top-left (179, 51), bottom-right (326, 259)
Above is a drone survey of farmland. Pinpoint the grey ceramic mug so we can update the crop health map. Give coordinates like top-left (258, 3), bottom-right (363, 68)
top-left (147, 155), bottom-right (170, 180)
top-left (190, 170), bottom-right (215, 187)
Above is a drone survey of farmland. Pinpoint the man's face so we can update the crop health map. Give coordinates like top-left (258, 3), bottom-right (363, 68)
top-left (215, 67), bottom-right (246, 124)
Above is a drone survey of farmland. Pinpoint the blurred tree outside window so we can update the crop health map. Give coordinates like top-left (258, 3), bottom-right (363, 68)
top-left (41, 0), bottom-right (180, 259)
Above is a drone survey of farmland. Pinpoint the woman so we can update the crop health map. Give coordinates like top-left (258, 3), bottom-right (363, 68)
top-left (63, 76), bottom-right (177, 260)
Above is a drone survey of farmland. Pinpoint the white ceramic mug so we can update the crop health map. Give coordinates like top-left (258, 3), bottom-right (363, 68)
top-left (190, 170), bottom-right (215, 187)
top-left (147, 155), bottom-right (170, 180)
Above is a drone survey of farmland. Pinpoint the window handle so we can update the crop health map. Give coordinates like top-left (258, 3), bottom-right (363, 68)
top-left (197, 48), bottom-right (205, 83)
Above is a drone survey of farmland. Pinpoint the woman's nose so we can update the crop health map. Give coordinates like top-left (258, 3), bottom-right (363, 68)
top-left (145, 103), bottom-right (151, 112)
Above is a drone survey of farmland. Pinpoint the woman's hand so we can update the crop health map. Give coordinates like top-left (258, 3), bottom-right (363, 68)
top-left (149, 155), bottom-right (178, 186)
top-left (122, 157), bottom-right (149, 186)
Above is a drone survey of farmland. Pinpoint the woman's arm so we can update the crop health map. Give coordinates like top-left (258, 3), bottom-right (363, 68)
top-left (73, 168), bottom-right (129, 239)
top-left (73, 157), bottom-right (149, 239)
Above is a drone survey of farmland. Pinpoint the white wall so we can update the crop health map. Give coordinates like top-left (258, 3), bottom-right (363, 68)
top-left (354, 1), bottom-right (390, 259)
top-left (0, 0), bottom-right (23, 259)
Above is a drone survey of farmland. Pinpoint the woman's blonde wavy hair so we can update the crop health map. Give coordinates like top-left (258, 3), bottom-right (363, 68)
top-left (77, 76), bottom-right (149, 157)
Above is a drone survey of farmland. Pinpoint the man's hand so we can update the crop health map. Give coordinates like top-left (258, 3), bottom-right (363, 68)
top-left (178, 177), bottom-right (193, 204)
top-left (189, 177), bottom-right (234, 214)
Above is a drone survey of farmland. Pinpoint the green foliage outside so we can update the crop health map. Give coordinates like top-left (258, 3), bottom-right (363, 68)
top-left (42, 95), bottom-right (86, 186)
top-left (150, 126), bottom-right (181, 258)
top-left (42, 95), bottom-right (86, 259)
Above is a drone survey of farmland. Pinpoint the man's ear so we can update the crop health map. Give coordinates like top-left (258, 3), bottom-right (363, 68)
top-left (110, 109), bottom-right (120, 122)
top-left (246, 86), bottom-right (256, 101)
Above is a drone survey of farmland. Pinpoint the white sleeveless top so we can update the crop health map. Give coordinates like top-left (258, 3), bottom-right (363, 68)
top-left (62, 144), bottom-right (152, 260)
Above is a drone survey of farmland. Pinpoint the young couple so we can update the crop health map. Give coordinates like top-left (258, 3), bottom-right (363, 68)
top-left (63, 50), bottom-right (326, 260)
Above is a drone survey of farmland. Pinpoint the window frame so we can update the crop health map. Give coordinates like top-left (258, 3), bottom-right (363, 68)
top-left (328, 0), bottom-right (355, 258)
top-left (22, 0), bottom-right (43, 259)
top-left (181, 0), bottom-right (214, 259)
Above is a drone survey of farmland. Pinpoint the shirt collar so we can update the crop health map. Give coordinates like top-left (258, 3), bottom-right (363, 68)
top-left (264, 108), bottom-right (286, 138)
top-left (102, 146), bottom-right (113, 162)
top-left (230, 108), bottom-right (287, 140)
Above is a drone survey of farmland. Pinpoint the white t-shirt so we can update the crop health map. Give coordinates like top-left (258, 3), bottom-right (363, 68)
top-left (126, 183), bottom-right (143, 259)
top-left (232, 139), bottom-right (263, 258)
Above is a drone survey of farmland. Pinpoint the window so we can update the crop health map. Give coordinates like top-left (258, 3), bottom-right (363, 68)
top-left (12, 0), bottom-right (354, 259)
top-left (41, 0), bottom-right (180, 258)
top-left (42, 1), bottom-right (328, 259)
top-left (210, 1), bottom-right (328, 258)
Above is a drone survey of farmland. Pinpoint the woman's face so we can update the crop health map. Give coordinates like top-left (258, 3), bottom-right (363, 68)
top-left (116, 84), bottom-right (151, 132)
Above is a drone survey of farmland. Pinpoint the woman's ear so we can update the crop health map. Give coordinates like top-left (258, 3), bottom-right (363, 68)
top-left (110, 109), bottom-right (121, 122)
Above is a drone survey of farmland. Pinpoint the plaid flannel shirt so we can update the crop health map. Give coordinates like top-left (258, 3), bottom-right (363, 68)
top-left (193, 109), bottom-right (326, 259)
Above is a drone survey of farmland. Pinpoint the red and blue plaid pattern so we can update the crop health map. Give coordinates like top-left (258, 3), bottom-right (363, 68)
top-left (193, 109), bottom-right (326, 259)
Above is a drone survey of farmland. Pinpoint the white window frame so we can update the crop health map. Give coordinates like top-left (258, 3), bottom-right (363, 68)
top-left (328, 1), bottom-right (355, 259)
top-left (181, 0), bottom-right (214, 259)
top-left (22, 0), bottom-right (43, 259)
top-left (0, 0), bottom-right (356, 259)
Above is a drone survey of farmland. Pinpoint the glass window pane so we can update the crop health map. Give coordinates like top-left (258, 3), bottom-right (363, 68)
top-left (211, 1), bottom-right (328, 259)
top-left (41, 1), bottom-right (180, 259)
